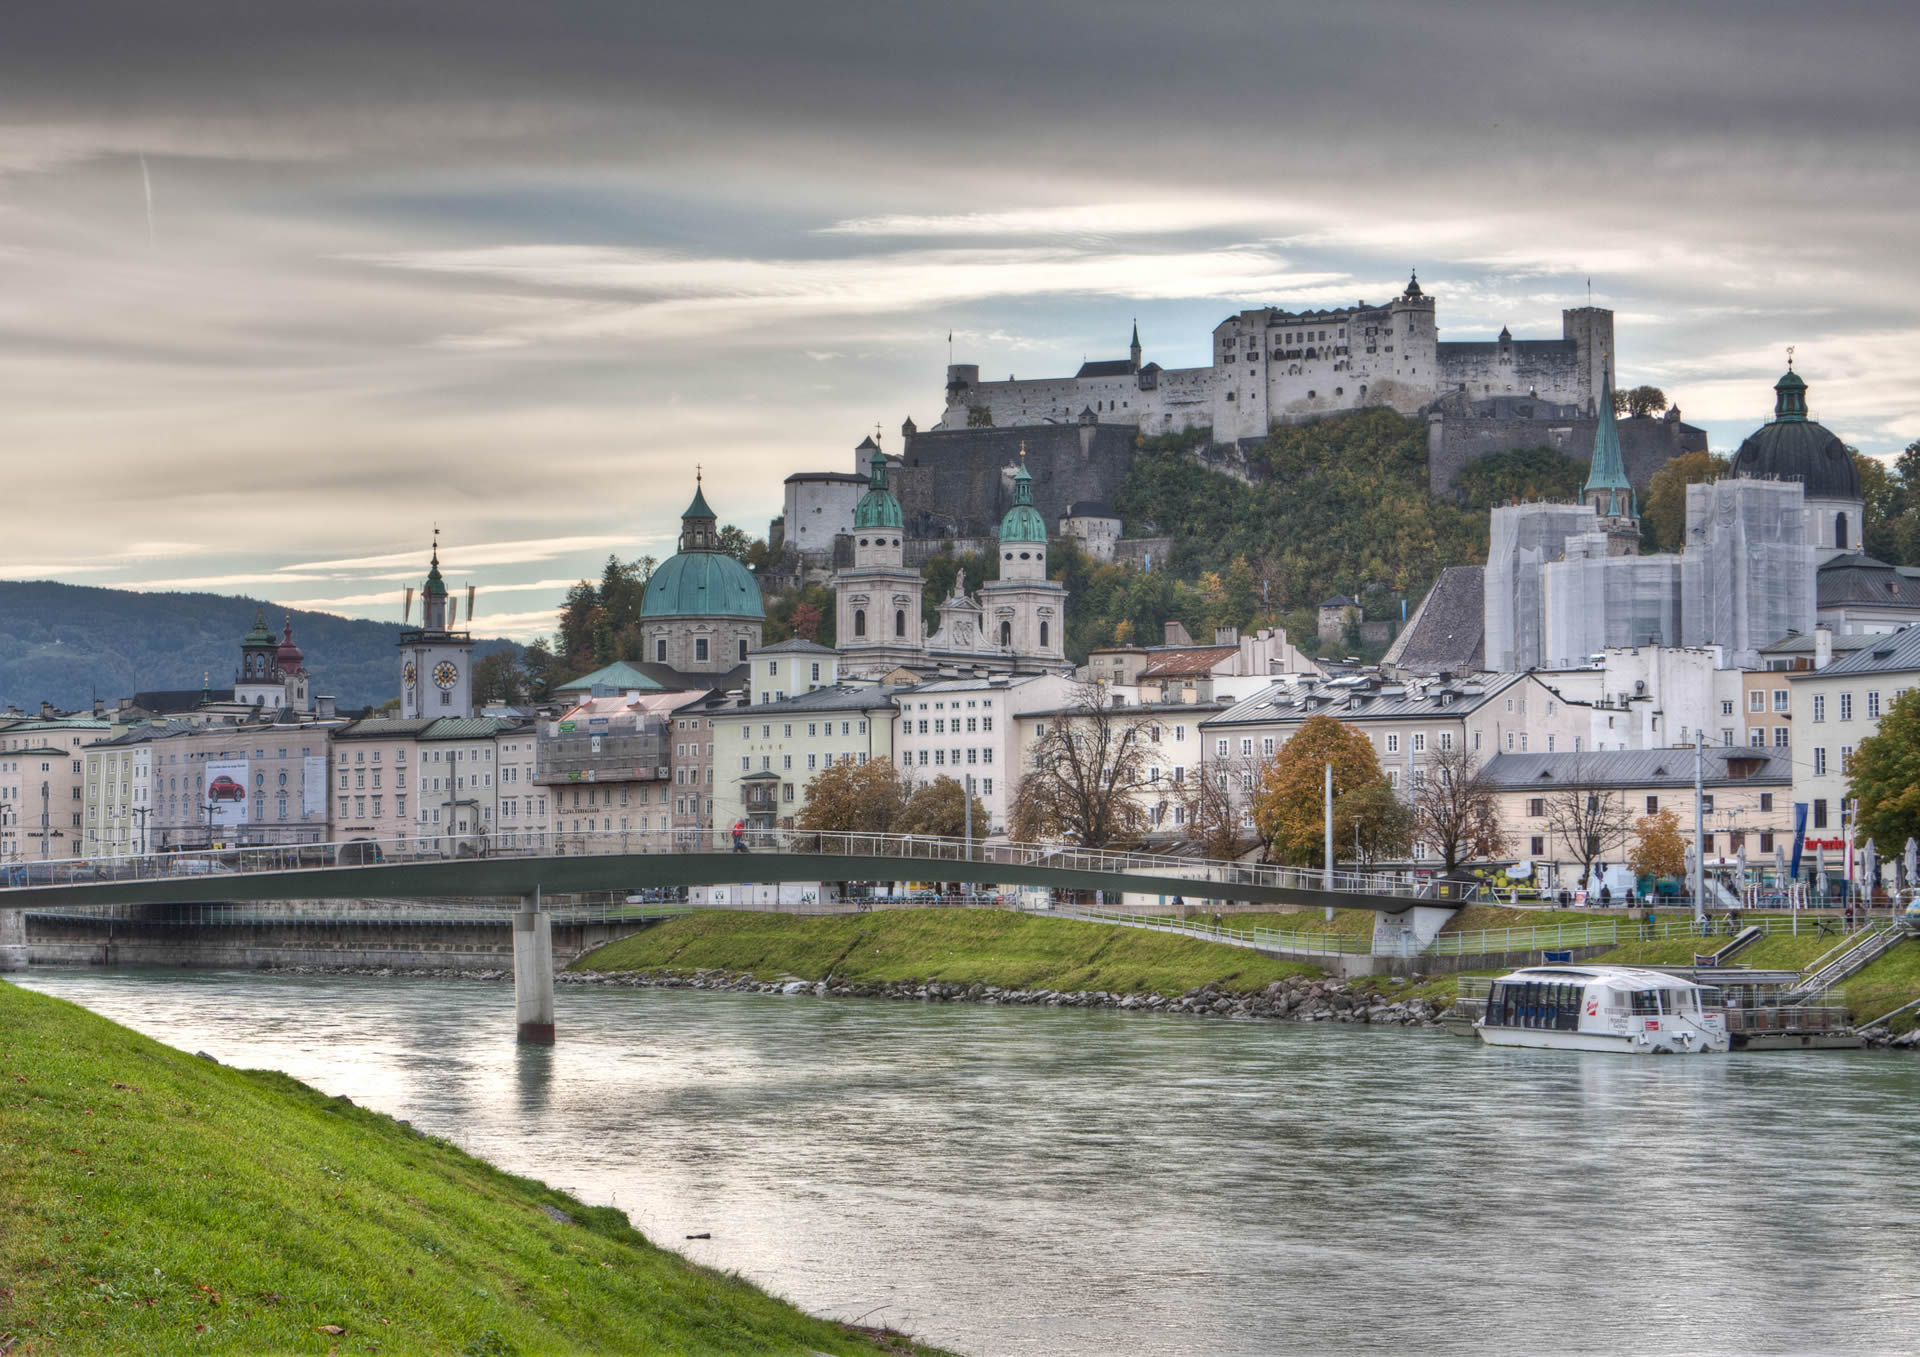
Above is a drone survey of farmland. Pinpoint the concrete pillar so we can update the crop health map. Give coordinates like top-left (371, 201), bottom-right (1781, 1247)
top-left (513, 897), bottom-right (555, 1044)
top-left (0, 906), bottom-right (26, 971)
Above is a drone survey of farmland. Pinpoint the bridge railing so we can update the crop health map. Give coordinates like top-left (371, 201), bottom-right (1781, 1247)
top-left (0, 826), bottom-right (1431, 904)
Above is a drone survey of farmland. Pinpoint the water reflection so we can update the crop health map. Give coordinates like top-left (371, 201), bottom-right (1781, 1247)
top-left (12, 968), bottom-right (1920, 1356)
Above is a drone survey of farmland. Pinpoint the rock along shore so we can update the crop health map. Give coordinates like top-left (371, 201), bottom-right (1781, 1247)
top-left (561, 967), bottom-right (1451, 1028)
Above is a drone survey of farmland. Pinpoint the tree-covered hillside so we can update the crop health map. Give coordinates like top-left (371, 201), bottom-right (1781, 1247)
top-left (0, 581), bottom-right (517, 714)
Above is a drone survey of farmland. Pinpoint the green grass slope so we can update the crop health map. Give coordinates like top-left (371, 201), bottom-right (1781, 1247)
top-left (1841, 941), bottom-right (1920, 1033)
top-left (575, 909), bottom-right (1322, 995)
top-left (0, 981), bottom-right (944, 1356)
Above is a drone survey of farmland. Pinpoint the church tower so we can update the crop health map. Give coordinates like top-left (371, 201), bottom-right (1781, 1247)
top-left (1583, 373), bottom-right (1640, 556)
top-left (832, 448), bottom-right (926, 674)
top-left (978, 449), bottom-right (1066, 667)
top-left (399, 535), bottom-right (474, 718)
top-left (1129, 319), bottom-right (1141, 375)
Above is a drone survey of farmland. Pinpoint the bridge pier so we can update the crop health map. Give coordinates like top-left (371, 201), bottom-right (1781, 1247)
top-left (513, 893), bottom-right (555, 1045)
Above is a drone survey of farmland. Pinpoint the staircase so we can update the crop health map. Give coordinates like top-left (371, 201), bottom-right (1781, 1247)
top-left (1706, 926), bottom-right (1764, 964)
top-left (1794, 925), bottom-right (1907, 999)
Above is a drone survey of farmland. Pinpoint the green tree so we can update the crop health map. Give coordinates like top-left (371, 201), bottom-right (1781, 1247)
top-left (1641, 450), bottom-right (1730, 553)
top-left (715, 525), bottom-right (759, 564)
top-left (1849, 689), bottom-right (1920, 849)
top-left (1452, 446), bottom-right (1589, 511)
top-left (900, 776), bottom-right (989, 837)
top-left (1612, 385), bottom-right (1669, 418)
top-left (1855, 448), bottom-right (1903, 563)
top-left (1338, 780), bottom-right (1415, 866)
top-left (795, 758), bottom-right (908, 835)
top-left (472, 650), bottom-right (527, 708)
top-left (1250, 714), bottom-right (1390, 868)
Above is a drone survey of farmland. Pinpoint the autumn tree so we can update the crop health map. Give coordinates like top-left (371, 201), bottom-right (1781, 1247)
top-left (1541, 761), bottom-right (1633, 880)
top-left (1849, 688), bottom-right (1920, 849)
top-left (1411, 745), bottom-right (1507, 874)
top-left (1250, 715), bottom-right (1391, 869)
top-left (1008, 681), bottom-right (1156, 848)
top-left (795, 758), bottom-right (908, 835)
top-left (1642, 451), bottom-right (1729, 552)
top-left (1340, 780), bottom-right (1416, 866)
top-left (1630, 808), bottom-right (1688, 880)
top-left (1612, 385), bottom-right (1670, 418)
top-left (900, 776), bottom-right (990, 838)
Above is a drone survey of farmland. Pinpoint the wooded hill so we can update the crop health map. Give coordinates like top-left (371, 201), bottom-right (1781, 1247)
top-left (0, 580), bottom-right (517, 714)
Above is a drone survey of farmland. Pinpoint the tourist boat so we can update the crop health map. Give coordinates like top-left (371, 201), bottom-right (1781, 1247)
top-left (1476, 965), bottom-right (1728, 1055)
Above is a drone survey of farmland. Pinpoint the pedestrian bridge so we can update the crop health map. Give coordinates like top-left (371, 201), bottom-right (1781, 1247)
top-left (0, 830), bottom-right (1465, 1043)
top-left (0, 828), bottom-right (1454, 915)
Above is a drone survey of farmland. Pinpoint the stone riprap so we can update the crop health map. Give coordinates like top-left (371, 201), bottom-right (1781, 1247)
top-left (560, 967), bottom-right (1450, 1028)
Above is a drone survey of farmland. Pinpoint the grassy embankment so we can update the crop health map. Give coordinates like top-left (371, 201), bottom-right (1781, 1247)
top-left (0, 981), bottom-right (946, 1356)
top-left (574, 908), bottom-right (1322, 995)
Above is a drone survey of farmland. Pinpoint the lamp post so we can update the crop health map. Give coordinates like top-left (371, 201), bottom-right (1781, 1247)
top-left (131, 804), bottom-right (151, 856)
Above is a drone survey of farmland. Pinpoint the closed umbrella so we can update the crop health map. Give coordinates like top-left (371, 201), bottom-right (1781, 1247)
top-left (1774, 841), bottom-right (1788, 891)
top-left (1815, 845), bottom-right (1827, 904)
top-left (1906, 837), bottom-right (1918, 892)
top-left (1735, 843), bottom-right (1748, 905)
top-left (1864, 839), bottom-right (1878, 912)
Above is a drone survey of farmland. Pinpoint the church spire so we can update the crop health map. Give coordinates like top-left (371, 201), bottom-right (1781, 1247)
top-left (1584, 370), bottom-right (1635, 520)
top-left (1129, 318), bottom-right (1141, 372)
top-left (1772, 347), bottom-right (1809, 423)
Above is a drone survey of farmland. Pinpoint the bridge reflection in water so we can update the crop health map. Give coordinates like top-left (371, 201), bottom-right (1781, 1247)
top-left (0, 829), bottom-right (1457, 1042)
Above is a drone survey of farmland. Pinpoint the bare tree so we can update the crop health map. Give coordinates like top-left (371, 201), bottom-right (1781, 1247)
top-left (1542, 760), bottom-right (1632, 881)
top-left (1412, 746), bottom-right (1508, 874)
top-left (1009, 681), bottom-right (1156, 848)
top-left (1181, 757), bottom-right (1259, 861)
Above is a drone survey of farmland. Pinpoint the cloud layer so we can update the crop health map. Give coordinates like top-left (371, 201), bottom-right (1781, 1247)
top-left (0, 1), bottom-right (1916, 645)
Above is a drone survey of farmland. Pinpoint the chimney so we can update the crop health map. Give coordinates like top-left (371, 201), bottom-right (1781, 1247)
top-left (1214, 625), bottom-right (1239, 647)
top-left (316, 695), bottom-right (337, 719)
top-left (1164, 620), bottom-right (1194, 646)
top-left (1814, 624), bottom-right (1833, 671)
top-left (92, 698), bottom-right (105, 717)
top-left (40, 701), bottom-right (56, 719)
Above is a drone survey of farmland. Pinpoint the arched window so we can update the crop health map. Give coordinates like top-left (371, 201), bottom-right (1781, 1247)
top-left (1836, 512), bottom-right (1849, 550)
top-left (895, 609), bottom-right (906, 637)
top-left (999, 621), bottom-right (1012, 647)
top-left (854, 609), bottom-right (867, 638)
top-left (1040, 621), bottom-right (1049, 648)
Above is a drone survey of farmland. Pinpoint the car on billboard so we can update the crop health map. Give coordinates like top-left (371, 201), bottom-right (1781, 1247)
top-left (207, 775), bottom-right (246, 802)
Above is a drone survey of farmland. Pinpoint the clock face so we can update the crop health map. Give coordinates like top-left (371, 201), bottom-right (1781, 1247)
top-left (433, 661), bottom-right (459, 690)
top-left (403, 661), bottom-right (417, 686)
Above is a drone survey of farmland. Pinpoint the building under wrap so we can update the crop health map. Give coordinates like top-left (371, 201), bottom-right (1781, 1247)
top-left (1680, 478), bottom-right (1814, 668)
top-left (1483, 503), bottom-right (1600, 671)
top-left (1541, 534), bottom-right (1684, 668)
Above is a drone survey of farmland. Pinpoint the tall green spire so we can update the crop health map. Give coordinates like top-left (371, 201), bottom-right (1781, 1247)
top-left (1584, 372), bottom-right (1634, 517)
top-left (999, 447), bottom-right (1048, 543)
top-left (1772, 351), bottom-right (1808, 423)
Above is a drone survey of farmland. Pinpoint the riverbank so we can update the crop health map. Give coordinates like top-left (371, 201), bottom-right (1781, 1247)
top-left (568, 909), bottom-right (1447, 1028)
top-left (0, 980), bottom-right (947, 1355)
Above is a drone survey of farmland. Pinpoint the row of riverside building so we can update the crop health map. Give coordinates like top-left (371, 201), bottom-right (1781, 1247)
top-left (4, 368), bottom-right (1915, 889)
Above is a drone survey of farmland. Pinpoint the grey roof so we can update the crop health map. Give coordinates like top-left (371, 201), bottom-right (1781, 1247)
top-left (749, 638), bottom-right (840, 656)
top-left (1075, 359), bottom-right (1134, 378)
top-left (1484, 747), bottom-right (1791, 791)
top-left (1205, 671), bottom-right (1523, 729)
top-left (1789, 624), bottom-right (1920, 678)
top-left (334, 717), bottom-right (439, 740)
top-left (1381, 566), bottom-right (1485, 674)
top-left (741, 684), bottom-right (906, 715)
top-left (897, 675), bottom-right (1037, 696)
top-left (1760, 630), bottom-right (1873, 657)
top-left (84, 720), bottom-right (200, 748)
top-left (1816, 555), bottom-right (1920, 611)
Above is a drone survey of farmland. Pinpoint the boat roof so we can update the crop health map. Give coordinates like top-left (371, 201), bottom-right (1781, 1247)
top-left (1495, 965), bottom-right (1708, 990)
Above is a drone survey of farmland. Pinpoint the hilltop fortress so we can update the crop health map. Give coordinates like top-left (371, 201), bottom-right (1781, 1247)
top-left (937, 272), bottom-right (1616, 442)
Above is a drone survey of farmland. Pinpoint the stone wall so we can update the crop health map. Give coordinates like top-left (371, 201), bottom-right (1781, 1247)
top-left (896, 422), bottom-right (1139, 540)
top-left (1428, 409), bottom-right (1707, 498)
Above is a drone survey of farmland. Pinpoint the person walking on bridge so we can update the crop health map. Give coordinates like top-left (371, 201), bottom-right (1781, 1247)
top-left (731, 819), bottom-right (748, 854)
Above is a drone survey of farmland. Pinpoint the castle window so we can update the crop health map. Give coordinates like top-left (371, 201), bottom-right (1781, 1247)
top-left (695, 638), bottom-right (709, 662)
top-left (895, 610), bottom-right (906, 637)
top-left (1836, 513), bottom-right (1849, 550)
top-left (1040, 621), bottom-right (1049, 648)
top-left (1308, 391), bottom-right (1316, 399)
top-left (999, 621), bottom-right (1012, 647)
top-left (656, 638), bottom-right (667, 663)
top-left (854, 609), bottom-right (867, 638)
top-left (1334, 387), bottom-right (1343, 396)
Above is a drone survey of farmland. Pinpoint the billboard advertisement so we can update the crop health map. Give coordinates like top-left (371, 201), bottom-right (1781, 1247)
top-left (303, 756), bottom-right (329, 819)
top-left (204, 759), bottom-right (250, 828)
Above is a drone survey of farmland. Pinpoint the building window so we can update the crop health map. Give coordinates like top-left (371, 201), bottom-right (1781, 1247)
top-left (1530, 836), bottom-right (1545, 856)
top-left (656, 638), bottom-right (667, 663)
top-left (895, 610), bottom-right (907, 638)
top-left (1813, 746), bottom-right (1828, 775)
top-left (695, 637), bottom-right (710, 662)
top-left (1868, 691), bottom-right (1881, 719)
top-left (1813, 799), bottom-right (1828, 829)
top-left (1774, 727), bottom-right (1789, 748)
top-left (1527, 798), bottom-right (1545, 818)
top-left (1385, 734), bottom-right (1399, 754)
top-left (1773, 690), bottom-right (1788, 713)
top-left (854, 609), bottom-right (866, 638)
top-left (1749, 690), bottom-right (1765, 713)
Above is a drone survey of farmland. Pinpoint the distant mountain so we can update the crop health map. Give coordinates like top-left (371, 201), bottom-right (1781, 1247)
top-left (0, 580), bottom-right (520, 715)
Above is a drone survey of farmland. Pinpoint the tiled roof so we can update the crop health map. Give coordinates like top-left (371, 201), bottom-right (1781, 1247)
top-left (1140, 646), bottom-right (1236, 678)
top-left (1205, 672), bottom-right (1522, 728)
top-left (1381, 566), bottom-right (1485, 674)
top-left (1075, 359), bottom-right (1134, 378)
top-left (1790, 624), bottom-right (1920, 678)
top-left (1484, 747), bottom-right (1791, 790)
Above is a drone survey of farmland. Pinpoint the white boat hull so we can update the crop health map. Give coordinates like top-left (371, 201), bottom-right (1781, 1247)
top-left (1476, 1024), bottom-right (1726, 1055)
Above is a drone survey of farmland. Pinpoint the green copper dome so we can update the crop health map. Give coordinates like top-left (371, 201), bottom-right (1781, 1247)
top-left (241, 607), bottom-right (274, 647)
top-left (641, 551), bottom-right (765, 620)
top-left (1729, 365), bottom-right (1858, 500)
top-left (853, 452), bottom-right (904, 530)
top-left (999, 456), bottom-right (1048, 544)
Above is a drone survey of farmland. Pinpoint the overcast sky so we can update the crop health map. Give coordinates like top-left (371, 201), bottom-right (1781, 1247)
top-left (2, 1), bottom-right (1915, 642)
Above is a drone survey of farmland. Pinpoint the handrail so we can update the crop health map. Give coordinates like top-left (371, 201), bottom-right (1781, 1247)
top-left (0, 827), bottom-right (1434, 904)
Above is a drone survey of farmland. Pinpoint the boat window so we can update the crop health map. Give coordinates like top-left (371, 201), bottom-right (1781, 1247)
top-left (1630, 990), bottom-right (1664, 1015)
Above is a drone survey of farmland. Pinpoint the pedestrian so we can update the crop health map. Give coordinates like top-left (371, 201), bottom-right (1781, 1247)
top-left (1558, 888), bottom-right (1571, 910)
top-left (731, 819), bottom-right (747, 854)
top-left (1600, 883), bottom-right (1613, 908)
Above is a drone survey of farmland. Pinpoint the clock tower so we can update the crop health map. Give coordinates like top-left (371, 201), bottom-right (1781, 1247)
top-left (399, 535), bottom-right (474, 719)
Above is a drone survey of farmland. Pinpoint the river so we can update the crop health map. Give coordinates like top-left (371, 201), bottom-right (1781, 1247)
top-left (12, 967), bottom-right (1920, 1355)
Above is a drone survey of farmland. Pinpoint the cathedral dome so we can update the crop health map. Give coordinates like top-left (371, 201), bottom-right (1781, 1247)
top-left (1729, 366), bottom-right (1858, 500)
top-left (641, 552), bottom-right (765, 620)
